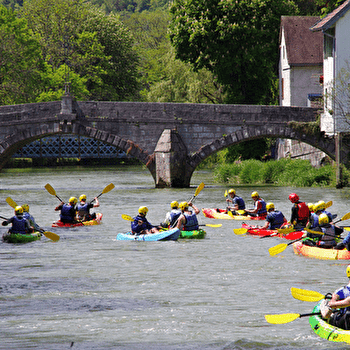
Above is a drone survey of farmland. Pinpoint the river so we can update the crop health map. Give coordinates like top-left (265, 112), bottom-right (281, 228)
top-left (1, 166), bottom-right (350, 350)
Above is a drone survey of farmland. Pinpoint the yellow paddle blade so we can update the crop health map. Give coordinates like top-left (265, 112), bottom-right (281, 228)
top-left (305, 228), bottom-right (323, 236)
top-left (341, 212), bottom-right (350, 221)
top-left (269, 243), bottom-right (288, 256)
top-left (291, 287), bottom-right (324, 302)
top-left (325, 200), bottom-right (332, 209)
top-left (42, 231), bottom-right (60, 242)
top-left (102, 183), bottom-right (115, 194)
top-left (265, 313), bottom-right (300, 324)
top-left (205, 224), bottom-right (222, 227)
top-left (344, 227), bottom-right (350, 231)
top-left (45, 183), bottom-right (56, 196)
top-left (6, 197), bottom-right (17, 208)
top-left (237, 210), bottom-right (246, 215)
top-left (122, 214), bottom-right (133, 221)
top-left (195, 182), bottom-right (205, 197)
top-left (233, 228), bottom-right (248, 235)
top-left (277, 227), bottom-right (294, 234)
top-left (224, 190), bottom-right (227, 197)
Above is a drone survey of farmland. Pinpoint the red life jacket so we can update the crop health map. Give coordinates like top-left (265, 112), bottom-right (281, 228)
top-left (297, 202), bottom-right (309, 221)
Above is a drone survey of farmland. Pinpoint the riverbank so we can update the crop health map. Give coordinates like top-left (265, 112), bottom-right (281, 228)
top-left (212, 158), bottom-right (350, 187)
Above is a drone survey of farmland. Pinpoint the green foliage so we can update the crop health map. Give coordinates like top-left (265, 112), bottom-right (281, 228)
top-left (169, 0), bottom-right (298, 105)
top-left (213, 158), bottom-right (348, 187)
top-left (226, 139), bottom-right (269, 162)
top-left (0, 5), bottom-right (45, 105)
top-left (315, 0), bottom-right (346, 16)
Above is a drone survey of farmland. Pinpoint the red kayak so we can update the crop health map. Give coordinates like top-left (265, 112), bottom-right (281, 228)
top-left (241, 223), bottom-right (304, 240)
top-left (52, 213), bottom-right (103, 227)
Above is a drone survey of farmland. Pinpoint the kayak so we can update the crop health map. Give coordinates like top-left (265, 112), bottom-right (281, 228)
top-left (2, 231), bottom-right (42, 244)
top-left (116, 227), bottom-right (180, 241)
top-left (52, 213), bottom-right (103, 227)
top-left (202, 208), bottom-right (266, 221)
top-left (241, 223), bottom-right (304, 240)
top-left (180, 229), bottom-right (206, 239)
top-left (292, 240), bottom-right (350, 260)
top-left (309, 301), bottom-right (350, 344)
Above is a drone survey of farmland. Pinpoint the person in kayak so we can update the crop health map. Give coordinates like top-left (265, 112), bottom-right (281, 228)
top-left (226, 189), bottom-right (246, 215)
top-left (289, 192), bottom-right (309, 230)
top-left (131, 206), bottom-right (159, 235)
top-left (22, 203), bottom-right (41, 231)
top-left (2, 206), bottom-right (33, 234)
top-left (161, 201), bottom-right (181, 228)
top-left (176, 201), bottom-right (200, 231)
top-left (245, 191), bottom-right (267, 218)
top-left (327, 265), bottom-right (350, 330)
top-left (258, 202), bottom-right (286, 230)
top-left (55, 197), bottom-right (78, 224)
top-left (76, 194), bottom-right (99, 221)
top-left (317, 213), bottom-right (338, 248)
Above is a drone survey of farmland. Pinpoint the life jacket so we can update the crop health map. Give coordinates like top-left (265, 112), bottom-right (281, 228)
top-left (267, 210), bottom-right (285, 230)
top-left (318, 224), bottom-right (336, 248)
top-left (9, 216), bottom-right (28, 234)
top-left (233, 196), bottom-right (246, 210)
top-left (309, 212), bottom-right (319, 229)
top-left (184, 212), bottom-right (199, 231)
top-left (256, 198), bottom-right (267, 216)
top-left (60, 204), bottom-right (76, 223)
top-left (297, 202), bottom-right (309, 222)
top-left (169, 209), bottom-right (181, 226)
top-left (131, 214), bottom-right (152, 234)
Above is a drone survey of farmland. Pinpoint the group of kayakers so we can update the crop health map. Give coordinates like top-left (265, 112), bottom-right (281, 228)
top-left (130, 201), bottom-right (200, 235)
top-left (2, 204), bottom-right (38, 235)
top-left (225, 188), bottom-right (350, 250)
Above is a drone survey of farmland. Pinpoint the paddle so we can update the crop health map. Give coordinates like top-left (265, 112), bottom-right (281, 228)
top-left (0, 215), bottom-right (9, 220)
top-left (90, 183), bottom-right (115, 204)
top-left (233, 228), bottom-right (248, 235)
top-left (189, 182), bottom-right (205, 203)
top-left (265, 312), bottom-right (321, 324)
top-left (325, 200), bottom-right (333, 209)
top-left (6, 197), bottom-right (17, 209)
top-left (334, 212), bottom-right (350, 224)
top-left (45, 183), bottom-right (64, 202)
top-left (260, 226), bottom-right (295, 239)
top-left (268, 236), bottom-right (305, 256)
top-left (290, 287), bottom-right (329, 302)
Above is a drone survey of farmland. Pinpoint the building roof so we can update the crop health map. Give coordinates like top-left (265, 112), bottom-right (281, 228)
top-left (311, 0), bottom-right (350, 31)
top-left (281, 16), bottom-right (323, 66)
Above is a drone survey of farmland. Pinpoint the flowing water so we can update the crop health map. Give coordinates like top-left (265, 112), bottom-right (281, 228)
top-left (1, 166), bottom-right (350, 350)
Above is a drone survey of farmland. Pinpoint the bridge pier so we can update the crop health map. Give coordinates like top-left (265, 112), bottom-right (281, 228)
top-left (154, 129), bottom-right (192, 188)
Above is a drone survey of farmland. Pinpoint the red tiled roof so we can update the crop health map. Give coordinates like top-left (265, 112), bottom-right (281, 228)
top-left (281, 16), bottom-right (323, 66)
top-left (311, 0), bottom-right (350, 31)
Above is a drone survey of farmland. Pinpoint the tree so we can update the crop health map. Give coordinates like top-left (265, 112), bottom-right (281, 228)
top-left (169, 0), bottom-right (298, 105)
top-left (0, 5), bottom-right (45, 105)
top-left (20, 0), bottom-right (140, 101)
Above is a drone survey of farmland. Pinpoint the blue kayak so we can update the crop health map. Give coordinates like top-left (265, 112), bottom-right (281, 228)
top-left (116, 228), bottom-right (180, 241)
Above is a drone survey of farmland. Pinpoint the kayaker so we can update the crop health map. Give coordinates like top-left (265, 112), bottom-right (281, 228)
top-left (131, 206), bottom-right (159, 235)
top-left (22, 203), bottom-right (41, 231)
top-left (176, 201), bottom-right (200, 231)
top-left (245, 191), bottom-right (267, 218)
top-left (288, 192), bottom-right (309, 230)
top-left (314, 200), bottom-right (334, 223)
top-left (317, 213), bottom-right (337, 249)
top-left (161, 201), bottom-right (181, 228)
top-left (55, 197), bottom-right (78, 224)
top-left (226, 188), bottom-right (246, 214)
top-left (76, 194), bottom-right (99, 221)
top-left (258, 202), bottom-right (286, 230)
top-left (327, 265), bottom-right (350, 330)
top-left (2, 206), bottom-right (33, 234)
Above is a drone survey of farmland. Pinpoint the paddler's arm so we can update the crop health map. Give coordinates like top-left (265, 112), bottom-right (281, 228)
top-left (328, 295), bottom-right (350, 309)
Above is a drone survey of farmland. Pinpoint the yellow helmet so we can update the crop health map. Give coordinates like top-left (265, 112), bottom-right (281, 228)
top-left (228, 189), bottom-right (235, 195)
top-left (266, 202), bottom-right (274, 211)
top-left (179, 201), bottom-right (188, 211)
top-left (346, 265), bottom-right (350, 278)
top-left (15, 206), bottom-right (23, 214)
top-left (251, 191), bottom-right (259, 198)
top-left (69, 197), bottom-right (78, 205)
top-left (170, 201), bottom-right (179, 209)
top-left (318, 213), bottom-right (329, 226)
top-left (79, 194), bottom-right (87, 201)
top-left (22, 204), bottom-right (29, 212)
top-left (307, 203), bottom-right (314, 212)
top-left (138, 206), bottom-right (148, 215)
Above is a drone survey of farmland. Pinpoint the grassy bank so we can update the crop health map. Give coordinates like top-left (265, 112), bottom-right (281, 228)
top-left (212, 158), bottom-right (350, 187)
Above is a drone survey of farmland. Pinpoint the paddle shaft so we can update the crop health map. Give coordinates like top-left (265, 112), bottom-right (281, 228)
top-left (0, 215), bottom-right (9, 221)
top-left (89, 183), bottom-right (115, 204)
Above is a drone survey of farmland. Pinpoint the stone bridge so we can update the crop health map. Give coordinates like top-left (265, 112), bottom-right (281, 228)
top-left (0, 96), bottom-right (346, 187)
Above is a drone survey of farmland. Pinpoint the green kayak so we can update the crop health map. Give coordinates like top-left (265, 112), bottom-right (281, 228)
top-left (180, 229), bottom-right (206, 239)
top-left (2, 231), bottom-right (42, 244)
